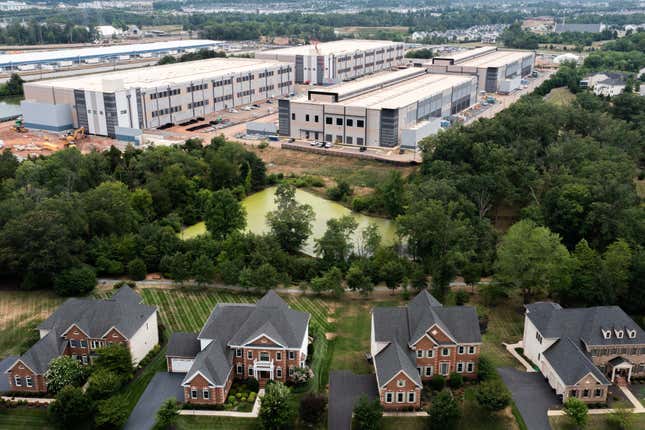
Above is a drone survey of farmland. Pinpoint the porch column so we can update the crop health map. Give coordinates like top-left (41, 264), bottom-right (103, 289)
top-left (611, 367), bottom-right (616, 382)
top-left (627, 366), bottom-right (632, 383)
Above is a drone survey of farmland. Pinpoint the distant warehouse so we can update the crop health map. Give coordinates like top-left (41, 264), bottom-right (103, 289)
top-left (21, 57), bottom-right (293, 139)
top-left (256, 39), bottom-right (406, 85)
top-left (0, 40), bottom-right (223, 72)
top-left (279, 68), bottom-right (477, 148)
top-left (429, 46), bottom-right (535, 93)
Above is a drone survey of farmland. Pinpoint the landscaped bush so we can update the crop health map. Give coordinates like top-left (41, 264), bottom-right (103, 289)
top-left (53, 266), bottom-right (96, 296)
top-left (455, 290), bottom-right (470, 305)
top-left (127, 258), bottom-right (147, 281)
top-left (475, 379), bottom-right (511, 411)
top-left (430, 374), bottom-right (445, 391)
top-left (448, 372), bottom-right (463, 389)
top-left (299, 393), bottom-right (327, 427)
top-left (477, 355), bottom-right (496, 381)
top-left (292, 366), bottom-right (314, 385)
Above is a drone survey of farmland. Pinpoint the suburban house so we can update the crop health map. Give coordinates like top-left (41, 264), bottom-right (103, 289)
top-left (580, 72), bottom-right (630, 97)
top-left (4, 287), bottom-right (159, 393)
top-left (370, 290), bottom-right (482, 410)
top-left (522, 302), bottom-right (645, 404)
top-left (165, 291), bottom-right (310, 405)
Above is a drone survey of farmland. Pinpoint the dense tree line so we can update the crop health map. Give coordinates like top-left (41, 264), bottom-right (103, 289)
top-left (157, 48), bottom-right (226, 65)
top-left (501, 23), bottom-right (617, 50)
top-left (0, 21), bottom-right (95, 45)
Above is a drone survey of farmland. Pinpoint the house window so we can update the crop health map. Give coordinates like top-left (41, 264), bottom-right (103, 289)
top-left (248, 367), bottom-right (254, 377)
top-left (458, 346), bottom-right (465, 354)
top-left (457, 362), bottom-right (464, 373)
top-left (325, 134), bottom-right (332, 142)
top-left (397, 380), bottom-right (405, 388)
top-left (408, 391), bottom-right (415, 403)
top-left (536, 332), bottom-right (543, 344)
top-left (417, 350), bottom-right (423, 358)
top-left (247, 351), bottom-right (253, 359)
top-left (336, 118), bottom-right (343, 126)
top-left (440, 362), bottom-right (449, 375)
top-left (82, 355), bottom-right (88, 365)
top-left (276, 352), bottom-right (282, 361)
top-left (347, 119), bottom-right (354, 127)
top-left (594, 389), bottom-right (603, 397)
top-left (291, 113), bottom-right (295, 120)
top-left (466, 362), bottom-right (474, 373)
top-left (276, 367), bottom-right (282, 378)
top-left (236, 349), bottom-right (242, 357)
top-left (25, 376), bottom-right (32, 387)
top-left (289, 367), bottom-right (294, 376)
top-left (357, 120), bottom-right (364, 128)
top-left (314, 115), bottom-right (319, 123)
top-left (346, 136), bottom-right (353, 144)
top-left (236, 365), bottom-right (243, 375)
top-left (260, 352), bottom-right (270, 362)
top-left (468, 346), bottom-right (476, 354)
top-left (442, 348), bottom-right (450, 356)
top-left (385, 392), bottom-right (393, 403)
top-left (80, 340), bottom-right (88, 348)
top-left (326, 117), bottom-right (332, 125)
top-left (191, 389), bottom-right (198, 399)
top-left (288, 351), bottom-right (296, 360)
top-left (397, 392), bottom-right (404, 403)
top-left (427, 350), bottom-right (434, 358)
top-left (425, 366), bottom-right (433, 377)
top-left (203, 389), bottom-right (210, 399)
top-left (357, 137), bottom-right (364, 146)
top-left (570, 390), bottom-right (578, 398)
top-left (582, 389), bottom-right (590, 398)
top-left (70, 339), bottom-right (79, 348)
top-left (305, 114), bottom-right (310, 122)
top-left (14, 376), bottom-right (21, 387)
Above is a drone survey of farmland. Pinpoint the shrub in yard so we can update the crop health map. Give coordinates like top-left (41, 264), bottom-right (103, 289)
top-left (44, 356), bottom-right (87, 394)
top-left (153, 398), bottom-right (180, 430)
top-left (94, 344), bottom-right (133, 380)
top-left (477, 355), bottom-right (496, 381)
top-left (86, 369), bottom-right (123, 400)
top-left (53, 266), bottom-right (96, 296)
top-left (455, 290), bottom-right (470, 305)
top-left (95, 395), bottom-right (129, 429)
top-left (448, 372), bottom-right (463, 389)
top-left (48, 386), bottom-right (94, 430)
top-left (127, 258), bottom-right (147, 281)
top-left (563, 397), bottom-right (588, 429)
top-left (430, 374), bottom-right (445, 391)
top-left (428, 390), bottom-right (460, 430)
top-left (353, 395), bottom-right (383, 430)
top-left (299, 393), bottom-right (327, 427)
top-left (475, 379), bottom-right (511, 411)
top-left (608, 407), bottom-right (635, 430)
top-left (259, 381), bottom-right (294, 430)
top-left (292, 366), bottom-right (314, 385)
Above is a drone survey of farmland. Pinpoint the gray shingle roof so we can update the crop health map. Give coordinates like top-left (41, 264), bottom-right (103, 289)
top-left (38, 286), bottom-right (156, 339)
top-left (372, 290), bottom-right (481, 388)
top-left (167, 332), bottom-right (201, 358)
top-left (181, 341), bottom-right (233, 387)
top-left (373, 342), bottom-right (422, 388)
top-left (543, 338), bottom-right (610, 385)
top-left (13, 332), bottom-right (67, 374)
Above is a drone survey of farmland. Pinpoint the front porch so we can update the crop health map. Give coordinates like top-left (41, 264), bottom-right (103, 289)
top-left (252, 359), bottom-right (274, 387)
top-left (608, 357), bottom-right (634, 385)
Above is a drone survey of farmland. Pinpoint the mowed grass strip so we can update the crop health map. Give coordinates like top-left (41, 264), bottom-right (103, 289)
top-left (0, 407), bottom-right (52, 430)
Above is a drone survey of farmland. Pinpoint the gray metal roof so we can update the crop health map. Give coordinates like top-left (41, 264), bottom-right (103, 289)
top-left (38, 286), bottom-right (157, 340)
top-left (543, 338), bottom-right (610, 386)
top-left (167, 332), bottom-right (201, 358)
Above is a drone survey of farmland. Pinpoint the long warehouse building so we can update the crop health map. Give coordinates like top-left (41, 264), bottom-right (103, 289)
top-left (256, 39), bottom-right (406, 85)
top-left (429, 46), bottom-right (535, 93)
top-left (279, 68), bottom-right (477, 148)
top-left (0, 39), bottom-right (223, 72)
top-left (21, 57), bottom-right (293, 139)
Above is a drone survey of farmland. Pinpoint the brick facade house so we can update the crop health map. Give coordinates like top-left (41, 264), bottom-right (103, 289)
top-left (523, 302), bottom-right (645, 404)
top-left (165, 291), bottom-right (310, 405)
top-left (4, 287), bottom-right (158, 394)
top-left (371, 290), bottom-right (482, 410)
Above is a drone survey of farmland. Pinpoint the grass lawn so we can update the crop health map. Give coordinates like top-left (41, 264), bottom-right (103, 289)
top-left (0, 407), bottom-right (52, 429)
top-left (175, 415), bottom-right (256, 429)
top-left (550, 413), bottom-right (645, 429)
top-left (544, 87), bottom-right (576, 106)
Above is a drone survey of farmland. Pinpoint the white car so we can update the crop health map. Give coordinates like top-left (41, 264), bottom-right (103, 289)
top-left (309, 141), bottom-right (318, 147)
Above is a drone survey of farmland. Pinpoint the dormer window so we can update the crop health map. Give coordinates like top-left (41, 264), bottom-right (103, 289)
top-left (627, 329), bottom-right (636, 339)
top-left (615, 329), bottom-right (624, 339)
top-left (601, 329), bottom-right (612, 339)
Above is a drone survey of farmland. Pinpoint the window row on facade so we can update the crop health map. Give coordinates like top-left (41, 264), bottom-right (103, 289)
top-left (151, 105), bottom-right (182, 117)
top-left (384, 391), bottom-right (416, 404)
top-left (418, 361), bottom-right (475, 377)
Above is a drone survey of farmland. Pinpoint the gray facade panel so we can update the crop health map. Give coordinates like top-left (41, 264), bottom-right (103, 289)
top-left (103, 92), bottom-right (117, 138)
top-left (278, 99), bottom-right (290, 136)
top-left (316, 56), bottom-right (325, 85)
top-left (74, 89), bottom-right (88, 129)
top-left (295, 55), bottom-right (304, 84)
top-left (379, 108), bottom-right (398, 148)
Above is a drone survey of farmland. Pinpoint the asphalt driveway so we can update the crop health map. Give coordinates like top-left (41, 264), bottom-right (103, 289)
top-left (328, 370), bottom-right (379, 430)
top-left (498, 367), bottom-right (559, 430)
top-left (123, 372), bottom-right (184, 430)
top-left (0, 356), bottom-right (18, 392)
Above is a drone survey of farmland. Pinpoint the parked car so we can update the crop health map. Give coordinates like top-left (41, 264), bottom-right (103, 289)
top-left (324, 142), bottom-right (333, 148)
top-left (309, 141), bottom-right (318, 147)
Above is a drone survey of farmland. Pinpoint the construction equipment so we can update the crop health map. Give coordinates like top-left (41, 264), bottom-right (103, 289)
top-left (42, 142), bottom-right (60, 151)
top-left (60, 127), bottom-right (86, 146)
top-left (12, 118), bottom-right (26, 133)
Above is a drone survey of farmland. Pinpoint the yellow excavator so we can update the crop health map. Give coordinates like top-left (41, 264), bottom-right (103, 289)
top-left (12, 118), bottom-right (26, 133)
top-left (60, 127), bottom-right (86, 148)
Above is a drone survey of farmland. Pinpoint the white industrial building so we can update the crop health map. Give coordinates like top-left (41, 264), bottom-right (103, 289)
top-left (0, 40), bottom-right (223, 72)
top-left (256, 39), bottom-right (406, 85)
top-left (279, 68), bottom-right (476, 148)
top-left (429, 46), bottom-right (535, 93)
top-left (21, 57), bottom-right (293, 140)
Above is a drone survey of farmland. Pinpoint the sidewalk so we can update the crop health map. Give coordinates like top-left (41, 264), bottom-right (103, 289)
top-left (547, 386), bottom-right (645, 416)
top-left (503, 340), bottom-right (537, 373)
top-left (179, 389), bottom-right (264, 418)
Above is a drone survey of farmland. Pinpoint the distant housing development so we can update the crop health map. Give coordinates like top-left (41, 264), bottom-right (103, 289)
top-left (166, 291), bottom-right (310, 405)
top-left (20, 57), bottom-right (293, 139)
top-left (0, 39), bottom-right (223, 72)
top-left (523, 302), bottom-right (645, 404)
top-left (371, 291), bottom-right (482, 410)
top-left (256, 39), bottom-right (406, 85)
top-left (429, 46), bottom-right (535, 93)
top-left (279, 67), bottom-right (477, 148)
top-left (4, 287), bottom-right (158, 393)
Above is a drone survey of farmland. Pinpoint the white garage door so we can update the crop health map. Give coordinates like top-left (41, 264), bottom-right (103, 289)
top-left (170, 358), bottom-right (193, 373)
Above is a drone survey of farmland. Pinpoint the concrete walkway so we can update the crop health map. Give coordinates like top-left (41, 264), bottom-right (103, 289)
top-left (619, 386), bottom-right (645, 412)
top-left (503, 340), bottom-right (537, 372)
top-left (546, 386), bottom-right (645, 417)
top-left (179, 389), bottom-right (264, 418)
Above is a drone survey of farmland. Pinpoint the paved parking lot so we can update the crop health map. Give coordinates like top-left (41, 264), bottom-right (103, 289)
top-left (498, 367), bottom-right (559, 430)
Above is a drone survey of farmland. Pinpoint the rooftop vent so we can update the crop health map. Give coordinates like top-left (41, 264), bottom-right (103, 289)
top-left (614, 329), bottom-right (624, 339)
top-left (601, 329), bottom-right (612, 339)
top-left (627, 329), bottom-right (636, 339)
